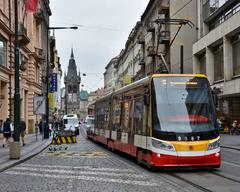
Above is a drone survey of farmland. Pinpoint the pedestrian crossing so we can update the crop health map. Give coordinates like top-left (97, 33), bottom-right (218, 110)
top-left (42, 151), bottom-right (107, 157)
top-left (4, 163), bottom-right (161, 187)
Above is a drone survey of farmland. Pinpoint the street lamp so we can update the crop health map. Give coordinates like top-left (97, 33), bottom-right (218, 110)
top-left (10, 0), bottom-right (21, 159)
top-left (44, 26), bottom-right (78, 139)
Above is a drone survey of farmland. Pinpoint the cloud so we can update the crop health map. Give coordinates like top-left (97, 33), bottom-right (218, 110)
top-left (50, 0), bottom-right (149, 92)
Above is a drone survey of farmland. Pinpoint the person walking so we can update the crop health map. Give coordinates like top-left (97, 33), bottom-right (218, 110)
top-left (38, 120), bottom-right (43, 134)
top-left (2, 118), bottom-right (12, 147)
top-left (0, 119), bottom-right (3, 133)
top-left (20, 119), bottom-right (26, 146)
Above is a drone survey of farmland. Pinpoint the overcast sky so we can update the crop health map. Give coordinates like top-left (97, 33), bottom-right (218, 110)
top-left (50, 0), bottom-right (149, 92)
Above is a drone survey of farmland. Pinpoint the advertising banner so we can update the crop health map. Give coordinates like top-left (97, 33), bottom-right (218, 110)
top-left (50, 73), bottom-right (58, 92)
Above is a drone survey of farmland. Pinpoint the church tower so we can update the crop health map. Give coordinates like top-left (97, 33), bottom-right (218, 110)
top-left (64, 49), bottom-right (81, 115)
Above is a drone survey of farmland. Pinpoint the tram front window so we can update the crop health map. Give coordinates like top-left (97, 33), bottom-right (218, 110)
top-left (152, 77), bottom-right (217, 137)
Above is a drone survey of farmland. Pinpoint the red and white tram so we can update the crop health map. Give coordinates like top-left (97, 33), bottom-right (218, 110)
top-left (87, 74), bottom-right (221, 168)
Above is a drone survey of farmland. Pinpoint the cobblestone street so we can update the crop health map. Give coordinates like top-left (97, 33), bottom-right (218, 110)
top-left (0, 127), bottom-right (186, 192)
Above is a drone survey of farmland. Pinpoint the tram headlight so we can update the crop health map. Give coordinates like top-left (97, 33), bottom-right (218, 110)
top-left (207, 138), bottom-right (220, 151)
top-left (152, 138), bottom-right (175, 151)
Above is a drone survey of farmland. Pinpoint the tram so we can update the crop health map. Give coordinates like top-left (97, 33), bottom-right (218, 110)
top-left (87, 74), bottom-right (221, 168)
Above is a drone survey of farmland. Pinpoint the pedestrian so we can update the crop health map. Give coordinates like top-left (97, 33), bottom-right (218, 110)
top-left (230, 120), bottom-right (237, 135)
top-left (20, 119), bottom-right (26, 146)
top-left (38, 120), bottom-right (43, 134)
top-left (2, 118), bottom-right (12, 147)
top-left (0, 119), bottom-right (3, 133)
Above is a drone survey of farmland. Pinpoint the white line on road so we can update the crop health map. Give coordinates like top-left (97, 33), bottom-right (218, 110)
top-left (5, 171), bottom-right (159, 187)
top-left (12, 166), bottom-right (146, 179)
top-left (222, 161), bottom-right (240, 168)
top-left (22, 163), bottom-right (135, 173)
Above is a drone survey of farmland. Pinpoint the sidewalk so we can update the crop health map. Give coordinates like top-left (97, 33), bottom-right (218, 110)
top-left (0, 133), bottom-right (51, 172)
top-left (220, 134), bottom-right (240, 150)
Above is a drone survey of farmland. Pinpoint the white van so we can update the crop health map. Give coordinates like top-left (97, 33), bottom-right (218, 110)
top-left (63, 114), bottom-right (79, 135)
top-left (85, 115), bottom-right (94, 128)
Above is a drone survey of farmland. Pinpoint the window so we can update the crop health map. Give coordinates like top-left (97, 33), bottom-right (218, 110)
top-left (112, 96), bottom-right (121, 131)
top-left (233, 38), bottom-right (240, 76)
top-left (133, 99), bottom-right (143, 135)
top-left (0, 39), bottom-right (6, 66)
top-left (199, 54), bottom-right (206, 75)
top-left (35, 64), bottom-right (40, 83)
top-left (214, 45), bottom-right (224, 81)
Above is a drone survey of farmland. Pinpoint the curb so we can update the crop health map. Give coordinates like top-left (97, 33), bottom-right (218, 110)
top-left (0, 141), bottom-right (51, 173)
top-left (221, 145), bottom-right (240, 151)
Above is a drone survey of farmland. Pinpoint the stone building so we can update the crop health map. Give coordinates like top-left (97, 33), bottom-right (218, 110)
top-left (193, 0), bottom-right (240, 125)
top-left (0, 0), bottom-right (51, 133)
top-left (64, 49), bottom-right (81, 115)
top-left (79, 89), bottom-right (89, 121)
top-left (104, 56), bottom-right (118, 93)
top-left (106, 0), bottom-right (199, 91)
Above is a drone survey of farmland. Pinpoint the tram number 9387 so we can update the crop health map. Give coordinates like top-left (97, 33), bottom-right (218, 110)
top-left (177, 136), bottom-right (201, 141)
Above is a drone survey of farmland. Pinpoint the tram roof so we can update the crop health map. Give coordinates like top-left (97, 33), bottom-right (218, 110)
top-left (152, 74), bottom-right (207, 78)
top-left (95, 74), bottom-right (207, 103)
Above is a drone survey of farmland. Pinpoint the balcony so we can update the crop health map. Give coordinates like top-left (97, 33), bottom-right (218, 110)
top-left (137, 35), bottom-right (145, 44)
top-left (18, 23), bottom-right (30, 46)
top-left (147, 22), bottom-right (155, 33)
top-left (147, 45), bottom-right (156, 57)
top-left (159, 31), bottom-right (170, 44)
top-left (35, 47), bottom-right (45, 62)
top-left (158, 0), bottom-right (169, 15)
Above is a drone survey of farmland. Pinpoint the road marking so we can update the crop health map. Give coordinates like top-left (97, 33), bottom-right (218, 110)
top-left (12, 167), bottom-right (146, 179)
top-left (5, 171), bottom-right (159, 187)
top-left (43, 151), bottom-right (107, 157)
top-left (22, 163), bottom-right (135, 173)
top-left (222, 161), bottom-right (240, 168)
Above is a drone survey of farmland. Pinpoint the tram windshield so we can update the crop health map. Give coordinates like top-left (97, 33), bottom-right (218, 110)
top-left (152, 76), bottom-right (217, 134)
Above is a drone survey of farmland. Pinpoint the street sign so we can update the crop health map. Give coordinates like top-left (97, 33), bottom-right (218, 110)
top-left (33, 96), bottom-right (46, 115)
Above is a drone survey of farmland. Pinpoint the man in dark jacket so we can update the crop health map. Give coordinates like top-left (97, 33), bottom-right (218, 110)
top-left (20, 119), bottom-right (26, 146)
top-left (2, 118), bottom-right (12, 147)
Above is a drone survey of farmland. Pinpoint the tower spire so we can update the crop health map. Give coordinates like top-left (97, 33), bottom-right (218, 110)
top-left (71, 47), bottom-right (74, 58)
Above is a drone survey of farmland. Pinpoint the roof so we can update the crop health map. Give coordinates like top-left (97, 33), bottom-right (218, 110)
top-left (141, 0), bottom-right (154, 22)
top-left (89, 88), bottom-right (106, 97)
top-left (80, 90), bottom-right (89, 101)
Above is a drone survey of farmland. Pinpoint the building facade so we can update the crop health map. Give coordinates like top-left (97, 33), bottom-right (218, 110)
top-left (64, 49), bottom-right (81, 115)
top-left (79, 89), bottom-right (89, 121)
top-left (193, 0), bottom-right (240, 126)
top-left (104, 56), bottom-right (118, 93)
top-left (49, 35), bottom-right (62, 119)
top-left (0, 0), bottom-right (51, 133)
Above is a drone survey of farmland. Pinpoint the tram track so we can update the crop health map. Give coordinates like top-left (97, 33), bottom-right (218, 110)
top-left (81, 127), bottom-right (240, 192)
top-left (80, 127), bottom-right (211, 192)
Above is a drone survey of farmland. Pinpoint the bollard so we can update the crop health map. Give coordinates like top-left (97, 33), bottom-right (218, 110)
top-left (9, 142), bottom-right (21, 159)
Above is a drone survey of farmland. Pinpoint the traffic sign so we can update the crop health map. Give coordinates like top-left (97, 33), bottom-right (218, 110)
top-left (33, 96), bottom-right (46, 114)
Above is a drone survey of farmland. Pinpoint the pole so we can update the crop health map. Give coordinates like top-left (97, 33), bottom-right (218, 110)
top-left (44, 28), bottom-right (49, 139)
top-left (180, 45), bottom-right (184, 74)
top-left (14, 0), bottom-right (20, 142)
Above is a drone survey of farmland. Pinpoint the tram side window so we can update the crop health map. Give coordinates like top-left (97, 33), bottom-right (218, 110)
top-left (104, 105), bottom-right (110, 130)
top-left (112, 96), bottom-right (121, 131)
top-left (96, 106), bottom-right (104, 129)
top-left (121, 100), bottom-right (132, 133)
top-left (133, 99), bottom-right (144, 135)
